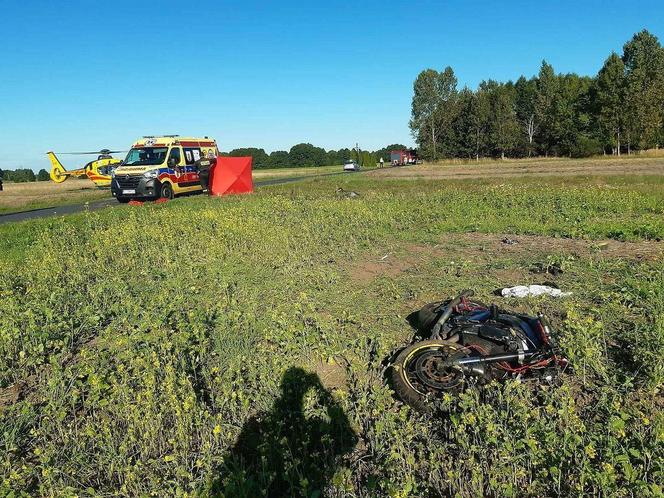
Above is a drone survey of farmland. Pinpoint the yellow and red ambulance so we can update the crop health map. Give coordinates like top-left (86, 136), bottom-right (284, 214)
top-left (111, 135), bottom-right (218, 202)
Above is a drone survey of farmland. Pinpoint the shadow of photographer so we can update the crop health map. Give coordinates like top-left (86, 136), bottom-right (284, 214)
top-left (214, 367), bottom-right (356, 497)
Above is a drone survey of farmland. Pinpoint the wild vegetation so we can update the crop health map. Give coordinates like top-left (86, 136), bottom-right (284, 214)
top-left (0, 168), bottom-right (662, 497)
top-left (410, 29), bottom-right (664, 160)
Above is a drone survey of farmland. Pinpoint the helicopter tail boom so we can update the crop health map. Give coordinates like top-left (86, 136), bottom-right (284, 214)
top-left (47, 152), bottom-right (86, 183)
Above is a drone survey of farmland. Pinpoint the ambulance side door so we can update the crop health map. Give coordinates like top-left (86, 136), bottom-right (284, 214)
top-left (183, 147), bottom-right (202, 185)
top-left (168, 146), bottom-right (183, 184)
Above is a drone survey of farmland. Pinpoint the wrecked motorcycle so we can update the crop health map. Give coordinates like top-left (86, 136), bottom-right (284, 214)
top-left (391, 290), bottom-right (568, 411)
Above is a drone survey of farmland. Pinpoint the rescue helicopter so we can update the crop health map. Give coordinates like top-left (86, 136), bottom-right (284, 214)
top-left (47, 149), bottom-right (125, 188)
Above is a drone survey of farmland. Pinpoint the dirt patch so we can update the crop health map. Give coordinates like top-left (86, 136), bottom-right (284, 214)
top-left (449, 233), bottom-right (664, 261)
top-left (351, 252), bottom-right (424, 285)
top-left (367, 157), bottom-right (664, 180)
top-left (0, 375), bottom-right (36, 411)
top-left (313, 359), bottom-right (348, 391)
top-left (348, 233), bottom-right (664, 284)
top-left (0, 382), bottom-right (22, 408)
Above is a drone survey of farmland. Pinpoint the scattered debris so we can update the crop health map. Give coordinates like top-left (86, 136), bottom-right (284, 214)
top-left (501, 237), bottom-right (518, 245)
top-left (0, 382), bottom-right (22, 408)
top-left (591, 241), bottom-right (610, 251)
top-left (128, 200), bottom-right (144, 206)
top-left (500, 284), bottom-right (571, 298)
top-left (380, 254), bottom-right (390, 261)
top-left (0, 375), bottom-right (37, 410)
top-left (531, 261), bottom-right (564, 276)
top-left (154, 198), bottom-right (169, 204)
top-left (335, 187), bottom-right (360, 199)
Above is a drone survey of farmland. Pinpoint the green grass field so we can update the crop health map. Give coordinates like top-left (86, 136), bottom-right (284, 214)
top-left (1, 171), bottom-right (663, 496)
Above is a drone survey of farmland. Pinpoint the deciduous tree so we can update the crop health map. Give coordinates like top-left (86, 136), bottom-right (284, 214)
top-left (268, 151), bottom-right (290, 169)
top-left (289, 143), bottom-right (327, 167)
top-left (534, 61), bottom-right (559, 156)
top-left (622, 30), bottom-right (664, 151)
top-left (483, 81), bottom-right (519, 159)
top-left (229, 148), bottom-right (270, 169)
top-left (595, 52), bottom-right (625, 155)
top-left (410, 67), bottom-right (458, 160)
top-left (515, 76), bottom-right (538, 156)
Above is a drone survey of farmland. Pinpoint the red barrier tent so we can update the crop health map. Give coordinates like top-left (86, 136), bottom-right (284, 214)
top-left (209, 156), bottom-right (253, 196)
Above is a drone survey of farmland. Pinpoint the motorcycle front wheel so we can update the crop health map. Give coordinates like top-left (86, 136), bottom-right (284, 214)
top-left (391, 339), bottom-right (485, 411)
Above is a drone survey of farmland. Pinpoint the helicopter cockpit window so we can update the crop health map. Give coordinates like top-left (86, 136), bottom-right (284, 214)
top-left (98, 164), bottom-right (118, 176)
top-left (123, 147), bottom-right (168, 166)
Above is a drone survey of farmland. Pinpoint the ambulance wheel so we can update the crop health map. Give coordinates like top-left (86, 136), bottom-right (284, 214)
top-left (160, 183), bottom-right (174, 200)
top-left (116, 197), bottom-right (130, 204)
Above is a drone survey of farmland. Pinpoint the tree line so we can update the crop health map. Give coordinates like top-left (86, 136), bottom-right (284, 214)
top-left (0, 168), bottom-right (49, 182)
top-left (0, 142), bottom-right (410, 181)
top-left (410, 29), bottom-right (664, 160)
top-left (221, 143), bottom-right (408, 169)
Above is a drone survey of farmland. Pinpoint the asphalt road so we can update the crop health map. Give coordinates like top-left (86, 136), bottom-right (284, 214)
top-left (0, 171), bottom-right (350, 225)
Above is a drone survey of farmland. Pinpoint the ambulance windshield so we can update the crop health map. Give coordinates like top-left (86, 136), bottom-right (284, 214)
top-left (123, 147), bottom-right (168, 166)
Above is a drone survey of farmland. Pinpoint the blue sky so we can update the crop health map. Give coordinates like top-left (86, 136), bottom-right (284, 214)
top-left (1, 0), bottom-right (662, 171)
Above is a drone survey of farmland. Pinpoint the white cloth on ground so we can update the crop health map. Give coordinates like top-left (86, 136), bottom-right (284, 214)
top-left (501, 285), bottom-right (571, 298)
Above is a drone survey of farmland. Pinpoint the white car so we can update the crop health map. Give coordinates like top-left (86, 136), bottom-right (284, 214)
top-left (343, 160), bottom-right (360, 172)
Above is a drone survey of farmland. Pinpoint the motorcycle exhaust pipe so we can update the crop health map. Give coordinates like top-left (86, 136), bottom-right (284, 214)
top-left (431, 289), bottom-right (474, 339)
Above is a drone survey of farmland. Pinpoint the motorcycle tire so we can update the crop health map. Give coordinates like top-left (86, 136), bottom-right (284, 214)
top-left (391, 339), bottom-right (477, 411)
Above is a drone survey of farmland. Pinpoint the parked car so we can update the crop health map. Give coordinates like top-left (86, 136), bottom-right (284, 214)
top-left (343, 160), bottom-right (360, 172)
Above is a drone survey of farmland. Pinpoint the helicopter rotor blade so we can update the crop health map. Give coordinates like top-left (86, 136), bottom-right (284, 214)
top-left (99, 150), bottom-right (127, 155)
top-left (54, 150), bottom-right (127, 155)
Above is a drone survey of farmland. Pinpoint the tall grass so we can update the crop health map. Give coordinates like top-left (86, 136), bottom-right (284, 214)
top-left (0, 175), bottom-right (662, 496)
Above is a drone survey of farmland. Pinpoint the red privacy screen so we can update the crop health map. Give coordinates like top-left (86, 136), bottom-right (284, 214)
top-left (209, 156), bottom-right (253, 196)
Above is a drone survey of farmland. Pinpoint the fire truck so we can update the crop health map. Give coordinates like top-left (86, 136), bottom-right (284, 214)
top-left (390, 149), bottom-right (418, 166)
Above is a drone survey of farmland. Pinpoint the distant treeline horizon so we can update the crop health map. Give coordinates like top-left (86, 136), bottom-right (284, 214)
top-left (0, 168), bottom-right (49, 182)
top-left (218, 143), bottom-right (409, 169)
top-left (410, 29), bottom-right (664, 160)
top-left (0, 144), bottom-right (410, 179)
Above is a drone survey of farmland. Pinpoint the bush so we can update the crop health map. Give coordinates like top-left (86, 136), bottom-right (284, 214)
top-left (571, 136), bottom-right (603, 158)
